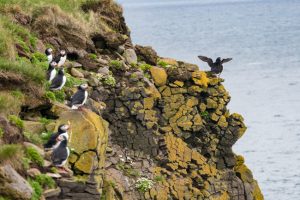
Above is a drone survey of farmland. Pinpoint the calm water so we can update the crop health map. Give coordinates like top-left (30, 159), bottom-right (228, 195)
top-left (118, 0), bottom-right (300, 199)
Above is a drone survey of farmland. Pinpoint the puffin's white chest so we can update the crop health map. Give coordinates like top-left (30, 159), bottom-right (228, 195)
top-left (47, 55), bottom-right (53, 63)
top-left (57, 56), bottom-right (67, 67)
top-left (82, 91), bottom-right (88, 105)
top-left (59, 76), bottom-right (66, 90)
top-left (49, 69), bottom-right (57, 82)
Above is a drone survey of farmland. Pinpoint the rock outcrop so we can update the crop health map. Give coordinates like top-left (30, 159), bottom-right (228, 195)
top-left (0, 0), bottom-right (263, 200)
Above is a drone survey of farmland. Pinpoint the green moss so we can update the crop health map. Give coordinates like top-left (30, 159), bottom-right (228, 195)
top-left (50, 167), bottom-right (58, 173)
top-left (103, 75), bottom-right (116, 86)
top-left (0, 127), bottom-right (3, 138)
top-left (24, 131), bottom-right (43, 145)
top-left (109, 60), bottom-right (122, 69)
top-left (65, 73), bottom-right (84, 87)
top-left (157, 60), bottom-right (169, 68)
top-left (88, 53), bottom-right (97, 60)
top-left (35, 174), bottom-right (56, 189)
top-left (200, 111), bottom-right (209, 120)
top-left (40, 131), bottom-right (53, 143)
top-left (28, 179), bottom-right (43, 200)
top-left (0, 196), bottom-right (11, 200)
top-left (154, 175), bottom-right (165, 182)
top-left (25, 146), bottom-right (44, 167)
top-left (22, 157), bottom-right (31, 170)
top-left (39, 117), bottom-right (51, 125)
top-left (139, 63), bottom-right (152, 72)
top-left (8, 115), bottom-right (24, 129)
top-left (116, 162), bottom-right (140, 178)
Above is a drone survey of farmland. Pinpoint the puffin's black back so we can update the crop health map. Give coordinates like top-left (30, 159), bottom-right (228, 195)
top-left (70, 88), bottom-right (85, 106)
top-left (50, 69), bottom-right (64, 89)
top-left (51, 140), bottom-right (68, 165)
top-left (43, 132), bottom-right (60, 148)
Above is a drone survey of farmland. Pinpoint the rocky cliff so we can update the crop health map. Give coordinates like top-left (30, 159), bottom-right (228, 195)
top-left (0, 0), bottom-right (263, 200)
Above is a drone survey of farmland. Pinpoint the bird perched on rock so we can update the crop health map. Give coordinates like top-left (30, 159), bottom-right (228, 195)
top-left (50, 68), bottom-right (66, 90)
top-left (69, 83), bottom-right (88, 110)
top-left (45, 48), bottom-right (53, 63)
top-left (46, 61), bottom-right (58, 82)
top-left (198, 56), bottom-right (232, 76)
top-left (54, 50), bottom-right (67, 67)
top-left (44, 124), bottom-right (70, 151)
top-left (51, 134), bottom-right (70, 168)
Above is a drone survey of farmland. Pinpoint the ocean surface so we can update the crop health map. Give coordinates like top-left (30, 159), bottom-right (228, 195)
top-left (117, 0), bottom-right (300, 199)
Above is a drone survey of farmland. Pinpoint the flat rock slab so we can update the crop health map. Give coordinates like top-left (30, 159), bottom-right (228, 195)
top-left (43, 187), bottom-right (61, 198)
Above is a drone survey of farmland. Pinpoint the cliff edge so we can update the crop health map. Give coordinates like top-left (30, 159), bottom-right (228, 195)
top-left (0, 1), bottom-right (263, 200)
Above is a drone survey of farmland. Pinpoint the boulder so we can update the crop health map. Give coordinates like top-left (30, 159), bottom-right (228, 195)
top-left (54, 109), bottom-right (109, 175)
top-left (135, 45), bottom-right (158, 65)
top-left (70, 68), bottom-right (84, 78)
top-left (123, 49), bottom-right (137, 64)
top-left (150, 67), bottom-right (167, 86)
top-left (0, 164), bottom-right (33, 200)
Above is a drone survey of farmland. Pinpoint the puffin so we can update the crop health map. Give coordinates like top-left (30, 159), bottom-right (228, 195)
top-left (50, 68), bottom-right (66, 90)
top-left (44, 124), bottom-right (70, 150)
top-left (45, 48), bottom-right (53, 63)
top-left (198, 56), bottom-right (232, 76)
top-left (46, 61), bottom-right (58, 82)
top-left (54, 50), bottom-right (67, 67)
top-left (69, 83), bottom-right (88, 109)
top-left (51, 134), bottom-right (70, 168)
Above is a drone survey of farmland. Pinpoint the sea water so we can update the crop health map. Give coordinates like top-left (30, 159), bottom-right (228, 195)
top-left (117, 0), bottom-right (300, 199)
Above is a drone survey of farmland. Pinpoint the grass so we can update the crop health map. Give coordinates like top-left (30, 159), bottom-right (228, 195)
top-left (45, 90), bottom-right (65, 103)
top-left (0, 58), bottom-right (45, 84)
top-left (31, 52), bottom-right (48, 64)
top-left (0, 144), bottom-right (24, 170)
top-left (25, 146), bottom-right (44, 167)
top-left (0, 92), bottom-right (23, 116)
top-left (28, 179), bottom-right (43, 200)
top-left (35, 174), bottom-right (56, 189)
top-left (24, 131), bottom-right (43, 145)
top-left (8, 115), bottom-right (24, 129)
top-left (0, 22), bottom-right (15, 60)
top-left (10, 90), bottom-right (24, 99)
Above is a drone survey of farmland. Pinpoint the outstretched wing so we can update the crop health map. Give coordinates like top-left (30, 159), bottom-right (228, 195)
top-left (221, 58), bottom-right (232, 64)
top-left (198, 56), bottom-right (213, 65)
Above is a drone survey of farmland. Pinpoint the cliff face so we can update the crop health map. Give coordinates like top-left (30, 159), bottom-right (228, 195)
top-left (0, 1), bottom-right (263, 200)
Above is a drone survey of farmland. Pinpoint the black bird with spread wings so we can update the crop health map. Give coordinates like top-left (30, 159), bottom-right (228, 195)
top-left (198, 56), bottom-right (232, 76)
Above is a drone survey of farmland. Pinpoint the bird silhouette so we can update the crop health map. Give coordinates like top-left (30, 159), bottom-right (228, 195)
top-left (198, 56), bottom-right (232, 77)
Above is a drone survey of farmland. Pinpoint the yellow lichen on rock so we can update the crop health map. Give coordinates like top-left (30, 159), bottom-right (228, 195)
top-left (192, 71), bottom-right (209, 87)
top-left (150, 66), bottom-right (168, 86)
